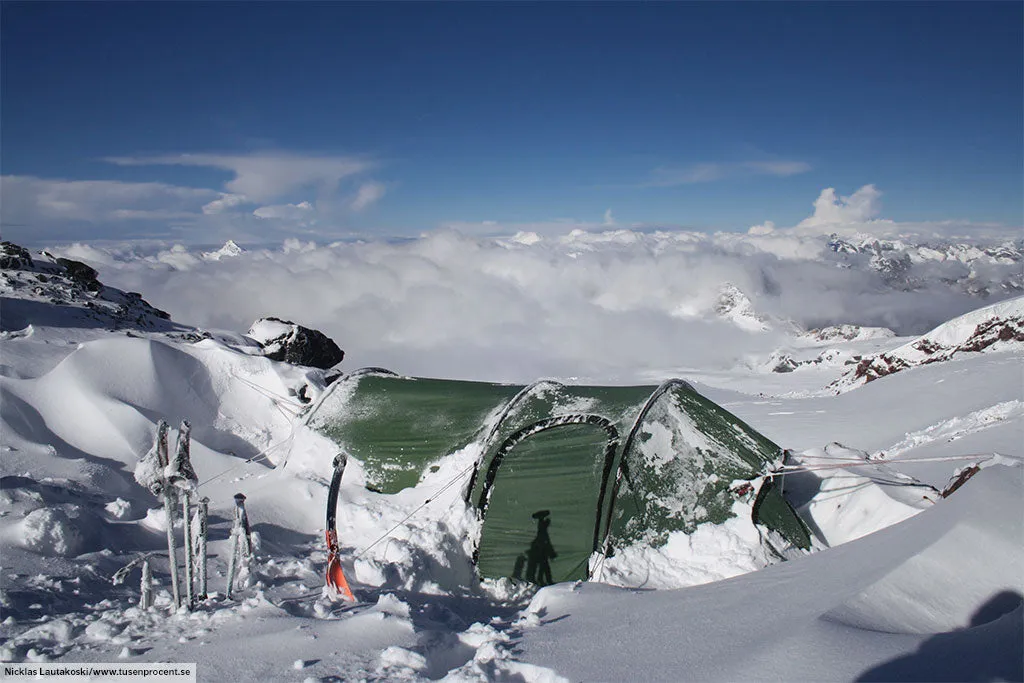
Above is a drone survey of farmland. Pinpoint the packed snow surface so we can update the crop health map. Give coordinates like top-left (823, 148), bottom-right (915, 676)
top-left (1, 236), bottom-right (1021, 681)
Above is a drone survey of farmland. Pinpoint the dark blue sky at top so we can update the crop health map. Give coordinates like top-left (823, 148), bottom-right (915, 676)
top-left (2, 1), bottom-right (1021, 239)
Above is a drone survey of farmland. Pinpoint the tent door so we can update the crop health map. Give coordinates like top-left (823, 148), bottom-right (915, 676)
top-left (474, 416), bottom-right (619, 585)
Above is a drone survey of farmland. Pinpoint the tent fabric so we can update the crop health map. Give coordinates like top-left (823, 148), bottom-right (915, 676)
top-left (474, 416), bottom-right (620, 585)
top-left (306, 368), bottom-right (811, 585)
top-left (307, 371), bottom-right (518, 492)
top-left (609, 379), bottom-right (794, 547)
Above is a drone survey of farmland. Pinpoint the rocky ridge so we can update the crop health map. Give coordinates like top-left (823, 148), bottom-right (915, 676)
top-left (827, 296), bottom-right (1024, 393)
top-left (0, 241), bottom-right (175, 333)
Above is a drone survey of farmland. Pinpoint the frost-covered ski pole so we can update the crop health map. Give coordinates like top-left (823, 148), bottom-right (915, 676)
top-left (195, 496), bottom-right (209, 600)
top-left (163, 487), bottom-right (180, 608)
top-left (181, 493), bottom-right (194, 607)
top-left (140, 558), bottom-right (153, 609)
top-left (111, 552), bottom-right (155, 609)
top-left (226, 492), bottom-right (252, 599)
top-left (134, 421), bottom-right (182, 609)
top-left (166, 421), bottom-right (198, 610)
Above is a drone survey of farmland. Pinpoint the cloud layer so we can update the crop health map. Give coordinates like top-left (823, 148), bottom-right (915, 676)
top-left (51, 225), bottom-right (1020, 385)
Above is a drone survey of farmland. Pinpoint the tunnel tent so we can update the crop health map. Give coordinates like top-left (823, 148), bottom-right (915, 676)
top-left (305, 368), bottom-right (811, 585)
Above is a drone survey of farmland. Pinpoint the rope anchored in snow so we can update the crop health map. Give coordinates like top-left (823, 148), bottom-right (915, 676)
top-left (354, 462), bottom-right (478, 561)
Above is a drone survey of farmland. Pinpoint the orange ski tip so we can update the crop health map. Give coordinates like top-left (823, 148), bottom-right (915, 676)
top-left (326, 557), bottom-right (355, 602)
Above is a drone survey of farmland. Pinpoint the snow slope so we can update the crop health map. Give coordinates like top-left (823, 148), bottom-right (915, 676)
top-left (517, 465), bottom-right (1022, 682)
top-left (829, 295), bottom-right (1024, 393)
top-left (1, 242), bottom-right (1021, 681)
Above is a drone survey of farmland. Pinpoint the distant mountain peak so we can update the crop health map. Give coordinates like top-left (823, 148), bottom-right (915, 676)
top-left (203, 240), bottom-right (245, 261)
top-left (714, 283), bottom-right (771, 332)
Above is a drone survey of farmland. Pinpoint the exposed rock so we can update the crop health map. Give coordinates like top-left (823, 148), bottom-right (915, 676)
top-left (0, 242), bottom-right (33, 270)
top-left (766, 348), bottom-right (857, 374)
top-left (55, 258), bottom-right (101, 292)
top-left (247, 317), bottom-right (344, 369)
top-left (770, 354), bottom-right (797, 373)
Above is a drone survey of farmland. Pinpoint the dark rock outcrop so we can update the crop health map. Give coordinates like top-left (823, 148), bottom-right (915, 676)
top-left (247, 317), bottom-right (345, 369)
top-left (0, 242), bottom-right (33, 270)
top-left (55, 258), bottom-right (102, 292)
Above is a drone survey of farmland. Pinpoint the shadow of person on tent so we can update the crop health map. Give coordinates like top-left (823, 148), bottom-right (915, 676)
top-left (512, 510), bottom-right (558, 586)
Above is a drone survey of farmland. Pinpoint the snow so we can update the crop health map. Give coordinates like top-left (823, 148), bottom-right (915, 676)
top-left (597, 498), bottom-right (778, 590)
top-left (0, 238), bottom-right (1021, 681)
top-left (18, 507), bottom-right (97, 557)
top-left (886, 295), bottom-right (1023, 357)
top-left (517, 465), bottom-right (1022, 682)
top-left (245, 318), bottom-right (295, 347)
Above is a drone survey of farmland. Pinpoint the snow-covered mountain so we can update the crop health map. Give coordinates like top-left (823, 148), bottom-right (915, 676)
top-left (0, 240), bottom-right (1020, 681)
top-left (829, 295), bottom-right (1024, 393)
top-left (201, 240), bottom-right (245, 262)
top-left (799, 323), bottom-right (895, 344)
top-left (712, 282), bottom-right (774, 332)
top-left (825, 234), bottom-right (1023, 295)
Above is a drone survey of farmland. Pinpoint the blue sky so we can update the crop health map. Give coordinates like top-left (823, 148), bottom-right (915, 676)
top-left (2, 1), bottom-right (1021, 243)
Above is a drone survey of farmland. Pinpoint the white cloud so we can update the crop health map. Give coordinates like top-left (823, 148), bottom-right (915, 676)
top-left (253, 201), bottom-right (315, 221)
top-left (796, 185), bottom-right (883, 231)
top-left (2, 151), bottom-right (389, 242)
top-left (741, 160), bottom-right (812, 176)
top-left (105, 153), bottom-right (374, 202)
top-left (202, 193), bottom-right (250, 215)
top-left (351, 182), bottom-right (386, 211)
top-left (0, 175), bottom-right (216, 225)
top-left (439, 217), bottom-right (619, 237)
top-left (734, 184), bottom-right (1023, 253)
top-left (602, 208), bottom-right (616, 227)
top-left (646, 160), bottom-right (811, 187)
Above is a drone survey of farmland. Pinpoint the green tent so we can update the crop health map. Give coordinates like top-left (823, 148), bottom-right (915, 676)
top-left (306, 369), bottom-right (810, 586)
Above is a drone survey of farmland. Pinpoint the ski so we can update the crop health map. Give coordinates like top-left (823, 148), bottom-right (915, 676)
top-left (325, 452), bottom-right (356, 601)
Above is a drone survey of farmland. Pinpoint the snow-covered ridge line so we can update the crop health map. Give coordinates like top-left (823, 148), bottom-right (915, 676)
top-left (829, 296), bottom-right (1024, 393)
top-left (875, 401), bottom-right (1024, 460)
